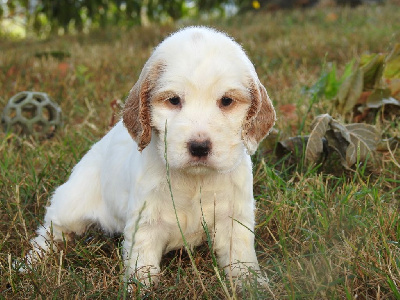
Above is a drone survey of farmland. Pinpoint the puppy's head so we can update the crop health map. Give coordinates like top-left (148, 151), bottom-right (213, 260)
top-left (123, 27), bottom-right (275, 173)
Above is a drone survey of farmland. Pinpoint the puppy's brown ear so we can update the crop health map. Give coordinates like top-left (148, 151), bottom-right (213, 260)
top-left (242, 80), bottom-right (276, 155)
top-left (123, 62), bottom-right (164, 151)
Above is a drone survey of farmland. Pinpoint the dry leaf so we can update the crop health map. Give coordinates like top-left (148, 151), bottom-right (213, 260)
top-left (305, 114), bottom-right (332, 164)
top-left (259, 128), bottom-right (279, 153)
top-left (277, 114), bottom-right (381, 169)
top-left (365, 88), bottom-right (392, 108)
top-left (278, 104), bottom-right (299, 132)
top-left (57, 62), bottom-right (70, 77)
top-left (367, 95), bottom-right (400, 109)
top-left (376, 137), bottom-right (400, 151)
top-left (277, 136), bottom-right (307, 157)
top-left (386, 78), bottom-right (400, 97)
top-left (277, 135), bottom-right (329, 162)
top-left (345, 123), bottom-right (380, 167)
top-left (325, 12), bottom-right (338, 22)
top-left (325, 129), bottom-right (350, 168)
top-left (279, 104), bottom-right (296, 118)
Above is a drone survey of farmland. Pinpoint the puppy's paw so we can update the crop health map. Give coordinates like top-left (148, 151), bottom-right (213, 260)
top-left (227, 266), bottom-right (269, 291)
top-left (249, 269), bottom-right (269, 288)
top-left (125, 264), bottom-right (160, 293)
top-left (136, 265), bottom-right (160, 287)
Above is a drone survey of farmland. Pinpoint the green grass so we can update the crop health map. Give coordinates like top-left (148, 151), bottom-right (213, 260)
top-left (1, 4), bottom-right (400, 299)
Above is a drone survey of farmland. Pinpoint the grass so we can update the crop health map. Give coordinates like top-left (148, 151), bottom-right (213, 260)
top-left (1, 3), bottom-right (400, 299)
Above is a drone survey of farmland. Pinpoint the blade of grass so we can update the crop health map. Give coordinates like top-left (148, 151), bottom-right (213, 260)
top-left (199, 189), bottom-right (234, 300)
top-left (163, 120), bottom-right (209, 298)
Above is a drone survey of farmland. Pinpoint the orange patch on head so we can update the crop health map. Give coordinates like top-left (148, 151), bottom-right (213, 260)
top-left (242, 81), bottom-right (276, 154)
top-left (123, 62), bottom-right (165, 151)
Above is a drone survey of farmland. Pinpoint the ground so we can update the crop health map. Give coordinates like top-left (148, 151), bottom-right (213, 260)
top-left (1, 4), bottom-right (400, 299)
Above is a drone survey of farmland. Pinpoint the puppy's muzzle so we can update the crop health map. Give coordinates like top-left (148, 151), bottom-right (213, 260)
top-left (188, 139), bottom-right (211, 158)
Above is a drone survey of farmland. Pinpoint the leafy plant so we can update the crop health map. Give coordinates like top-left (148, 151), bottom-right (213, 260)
top-left (305, 45), bottom-right (400, 121)
top-left (305, 60), bottom-right (354, 101)
top-left (277, 114), bottom-right (381, 169)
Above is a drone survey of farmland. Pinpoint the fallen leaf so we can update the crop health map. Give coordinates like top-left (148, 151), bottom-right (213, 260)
top-left (325, 129), bottom-right (350, 168)
top-left (376, 137), bottom-right (400, 151)
top-left (325, 12), bottom-right (338, 22)
top-left (57, 62), bottom-right (70, 77)
top-left (259, 128), bottom-right (279, 153)
top-left (6, 66), bottom-right (17, 76)
top-left (386, 78), bottom-right (400, 97)
top-left (366, 88), bottom-right (393, 108)
top-left (279, 104), bottom-right (296, 117)
top-left (305, 114), bottom-right (332, 164)
top-left (367, 96), bottom-right (400, 109)
top-left (276, 114), bottom-right (381, 169)
top-left (330, 119), bottom-right (351, 142)
top-left (277, 136), bottom-right (309, 158)
top-left (357, 91), bottom-right (372, 105)
top-left (345, 123), bottom-right (380, 167)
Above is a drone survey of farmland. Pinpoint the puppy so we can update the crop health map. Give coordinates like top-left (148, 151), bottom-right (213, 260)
top-left (24, 26), bottom-right (276, 287)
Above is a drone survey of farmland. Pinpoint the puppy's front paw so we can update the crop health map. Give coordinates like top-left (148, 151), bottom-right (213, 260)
top-left (136, 265), bottom-right (161, 287)
top-left (226, 263), bottom-right (269, 290)
top-left (126, 264), bottom-right (160, 292)
top-left (246, 269), bottom-right (269, 288)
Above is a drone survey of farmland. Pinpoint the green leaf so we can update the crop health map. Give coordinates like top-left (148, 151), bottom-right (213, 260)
top-left (339, 60), bottom-right (355, 84)
top-left (336, 67), bottom-right (363, 114)
top-left (360, 53), bottom-right (377, 66)
top-left (307, 64), bottom-right (341, 100)
top-left (384, 44), bottom-right (400, 79)
top-left (308, 71), bottom-right (328, 98)
top-left (360, 53), bottom-right (385, 89)
top-left (324, 64), bottom-right (340, 99)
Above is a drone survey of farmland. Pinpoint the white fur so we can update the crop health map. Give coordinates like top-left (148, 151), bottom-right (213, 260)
top-left (25, 27), bottom-right (275, 287)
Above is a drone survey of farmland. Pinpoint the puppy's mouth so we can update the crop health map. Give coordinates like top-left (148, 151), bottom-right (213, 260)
top-left (183, 155), bottom-right (216, 171)
top-left (183, 160), bottom-right (215, 175)
top-left (187, 156), bottom-right (212, 167)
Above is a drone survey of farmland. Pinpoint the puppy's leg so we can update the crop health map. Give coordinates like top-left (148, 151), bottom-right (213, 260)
top-left (24, 151), bottom-right (103, 269)
top-left (214, 211), bottom-right (267, 287)
top-left (123, 219), bottom-right (167, 287)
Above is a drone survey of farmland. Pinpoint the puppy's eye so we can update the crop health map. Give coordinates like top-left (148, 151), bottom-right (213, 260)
top-left (220, 97), bottom-right (233, 107)
top-left (168, 96), bottom-right (181, 106)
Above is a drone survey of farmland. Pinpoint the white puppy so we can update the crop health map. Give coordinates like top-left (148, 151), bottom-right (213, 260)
top-left (25, 26), bottom-right (276, 287)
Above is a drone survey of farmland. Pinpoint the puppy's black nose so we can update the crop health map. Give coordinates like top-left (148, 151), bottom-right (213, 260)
top-left (188, 140), bottom-right (211, 157)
